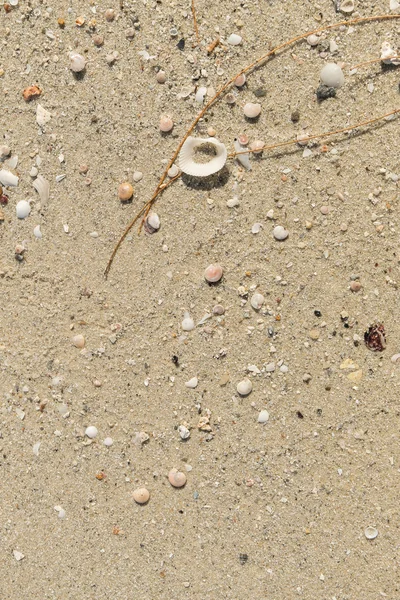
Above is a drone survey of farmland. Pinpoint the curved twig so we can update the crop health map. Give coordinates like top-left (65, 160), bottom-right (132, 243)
top-left (105, 13), bottom-right (400, 277)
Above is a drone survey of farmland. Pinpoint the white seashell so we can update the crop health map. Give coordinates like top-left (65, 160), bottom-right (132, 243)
top-left (178, 425), bottom-right (190, 440)
top-left (234, 139), bottom-right (251, 171)
top-left (273, 225), bottom-right (289, 241)
top-left (320, 63), bottom-right (345, 88)
top-left (0, 145), bottom-right (11, 160)
top-left (390, 0), bottom-right (400, 10)
top-left (380, 41), bottom-right (400, 65)
top-left (138, 50), bottom-right (156, 61)
top-left (237, 378), bottom-right (252, 396)
top-left (185, 377), bottom-right (198, 388)
top-left (227, 34), bottom-right (242, 46)
top-left (13, 551), bottom-right (25, 561)
top-left (16, 200), bottom-right (31, 219)
top-left (195, 86), bottom-right (207, 103)
top-left (69, 52), bottom-right (86, 72)
top-left (303, 148), bottom-right (313, 158)
top-left (6, 155), bottom-right (18, 169)
top-left (234, 73), bottom-right (246, 87)
top-left (103, 437), bottom-right (113, 446)
top-left (340, 0), bottom-right (354, 13)
top-left (307, 34), bottom-right (319, 46)
top-left (249, 140), bottom-right (264, 154)
top-left (36, 104), bottom-right (52, 127)
top-left (178, 136), bottom-right (227, 177)
top-left (251, 293), bottom-right (265, 310)
top-left (0, 169), bottom-right (19, 187)
top-left (85, 426), bottom-right (98, 439)
top-left (227, 196), bottom-right (239, 208)
top-left (297, 133), bottom-right (310, 146)
top-left (145, 212), bottom-right (160, 232)
top-left (30, 167), bottom-right (38, 177)
top-left (391, 353), bottom-right (400, 362)
top-left (167, 164), bottom-right (180, 178)
top-left (182, 312), bottom-right (195, 331)
top-left (258, 410), bottom-right (270, 423)
top-left (33, 441), bottom-right (41, 455)
top-left (243, 102), bottom-right (261, 118)
top-left (364, 526), bottom-right (378, 540)
top-left (33, 225), bottom-right (42, 238)
top-left (251, 223), bottom-right (262, 234)
top-left (33, 175), bottom-right (50, 203)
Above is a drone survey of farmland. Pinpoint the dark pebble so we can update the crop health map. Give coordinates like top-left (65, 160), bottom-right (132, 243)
top-left (291, 109), bottom-right (300, 123)
top-left (316, 84), bottom-right (336, 101)
top-left (253, 87), bottom-right (267, 98)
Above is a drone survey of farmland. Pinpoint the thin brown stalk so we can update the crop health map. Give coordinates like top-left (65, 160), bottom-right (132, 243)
top-left (231, 108), bottom-right (400, 158)
top-left (351, 56), bottom-right (400, 70)
top-left (105, 13), bottom-right (400, 278)
top-left (191, 0), bottom-right (200, 46)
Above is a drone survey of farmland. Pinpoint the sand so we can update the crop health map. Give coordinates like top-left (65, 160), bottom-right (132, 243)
top-left (1, 0), bottom-right (400, 598)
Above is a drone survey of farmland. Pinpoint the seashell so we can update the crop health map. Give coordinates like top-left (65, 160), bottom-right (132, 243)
top-left (133, 488), bottom-right (150, 504)
top-left (6, 155), bottom-right (18, 169)
top-left (258, 410), bottom-right (269, 423)
top-left (33, 225), bottom-right (42, 238)
top-left (273, 225), bottom-right (289, 241)
top-left (251, 222), bottom-right (262, 234)
top-left (156, 70), bottom-right (166, 83)
top-left (234, 73), bottom-right (246, 87)
top-left (243, 102), bottom-right (261, 118)
top-left (364, 526), bottom-right (378, 540)
top-left (159, 115), bottom-right (174, 132)
top-left (320, 63), bottom-right (344, 88)
top-left (251, 292), bottom-right (265, 310)
top-left (0, 169), bottom-right (19, 187)
top-left (225, 93), bottom-right (236, 105)
top-left (249, 140), bottom-right (264, 154)
top-left (307, 34), bottom-right (319, 46)
top-left (69, 52), bottom-right (86, 72)
top-left (340, 0), bottom-right (354, 13)
top-left (380, 41), bottom-right (400, 65)
top-left (237, 378), bottom-right (252, 396)
top-left (178, 136), bottom-right (227, 177)
top-left (182, 312), bottom-right (195, 331)
top-left (36, 104), bottom-right (51, 127)
top-left (33, 175), bottom-right (50, 203)
top-left (178, 425), bottom-right (190, 440)
top-left (227, 196), bottom-right (239, 208)
top-left (195, 86), bottom-right (207, 103)
top-left (238, 133), bottom-right (249, 146)
top-left (16, 200), bottom-right (31, 219)
top-left (234, 139), bottom-right (251, 171)
top-left (118, 182), bottom-right (134, 201)
top-left (138, 50), bottom-right (156, 61)
top-left (85, 425), bottom-right (98, 438)
top-left (73, 334), bottom-right (85, 348)
top-left (145, 212), bottom-right (160, 233)
top-left (185, 377), bottom-right (198, 388)
top-left (390, 0), bottom-right (400, 9)
top-left (227, 33), bottom-right (242, 46)
top-left (204, 264), bottom-right (223, 283)
top-left (168, 468), bottom-right (187, 488)
top-left (0, 145), bottom-right (11, 160)
top-left (168, 164), bottom-right (180, 178)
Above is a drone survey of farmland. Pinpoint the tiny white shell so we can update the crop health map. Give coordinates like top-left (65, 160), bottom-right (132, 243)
top-left (364, 526), bottom-right (378, 540)
top-left (178, 136), bottom-right (227, 177)
top-left (178, 425), bottom-right (190, 440)
top-left (237, 378), bottom-right (252, 396)
top-left (251, 293), bottom-right (265, 310)
top-left (0, 169), bottom-right (19, 187)
top-left (182, 312), bottom-right (195, 331)
top-left (185, 377), bottom-right (198, 388)
top-left (320, 63), bottom-right (344, 88)
top-left (243, 103), bottom-right (261, 118)
top-left (33, 225), bottom-right (42, 238)
top-left (16, 200), bottom-right (31, 219)
top-left (234, 74), bottom-right (246, 87)
top-left (227, 34), bottom-right (242, 46)
top-left (167, 164), bottom-right (180, 178)
top-left (85, 426), bottom-right (98, 439)
top-left (145, 212), bottom-right (160, 232)
top-left (380, 41), bottom-right (400, 65)
top-left (69, 52), bottom-right (86, 72)
top-left (195, 86), bottom-right (207, 103)
top-left (273, 225), bottom-right (289, 241)
top-left (258, 410), bottom-right (269, 423)
top-left (340, 0), bottom-right (354, 13)
top-left (234, 140), bottom-right (251, 171)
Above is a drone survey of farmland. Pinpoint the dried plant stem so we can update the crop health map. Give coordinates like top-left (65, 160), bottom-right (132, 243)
top-left (105, 13), bottom-right (400, 277)
top-left (231, 108), bottom-right (400, 158)
top-left (191, 0), bottom-right (200, 46)
top-left (351, 56), bottom-right (399, 69)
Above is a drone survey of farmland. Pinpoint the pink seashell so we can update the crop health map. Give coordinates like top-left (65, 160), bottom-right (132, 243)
top-left (204, 264), bottom-right (223, 283)
top-left (159, 115), bottom-right (174, 132)
top-left (168, 469), bottom-right (187, 488)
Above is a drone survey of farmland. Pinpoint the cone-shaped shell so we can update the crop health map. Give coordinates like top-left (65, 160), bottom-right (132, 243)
top-left (178, 136), bottom-right (227, 177)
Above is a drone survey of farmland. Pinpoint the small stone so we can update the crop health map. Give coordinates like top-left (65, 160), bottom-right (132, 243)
top-left (307, 34), bottom-right (319, 46)
top-left (133, 488), bottom-right (150, 504)
top-left (168, 469), bottom-right (187, 488)
top-left (178, 425), bottom-right (190, 440)
top-left (303, 373), bottom-right (312, 383)
top-left (133, 171), bottom-right (143, 182)
top-left (250, 293), bottom-right (264, 310)
top-left (237, 378), bottom-right (252, 396)
top-left (103, 437), bottom-right (113, 446)
top-left (309, 329), bottom-right (320, 340)
top-left (85, 426), bottom-right (98, 439)
top-left (145, 212), bottom-right (160, 233)
top-left (273, 225), bottom-right (289, 241)
top-left (182, 312), bottom-right (195, 331)
top-left (364, 526), bottom-right (378, 540)
top-left (316, 84), bottom-right (336, 101)
top-left (159, 116), bottom-right (174, 132)
top-left (320, 63), bottom-right (344, 88)
top-left (72, 334), bottom-right (85, 348)
top-left (22, 85), bottom-right (42, 102)
top-left (156, 70), bottom-right (166, 83)
top-left (118, 182), bottom-right (133, 201)
top-left (227, 33), bottom-right (242, 45)
top-left (93, 34), bottom-right (104, 47)
top-left (350, 281), bottom-right (362, 292)
top-left (291, 109), bottom-right (300, 123)
top-left (253, 87), bottom-right (266, 98)
top-left (258, 410), bottom-right (269, 423)
top-left (185, 377), bottom-right (198, 388)
top-left (227, 196), bottom-right (239, 208)
top-left (13, 550), bottom-right (25, 561)
top-left (36, 104), bottom-right (52, 126)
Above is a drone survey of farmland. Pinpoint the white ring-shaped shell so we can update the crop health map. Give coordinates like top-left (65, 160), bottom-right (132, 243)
top-left (178, 136), bottom-right (227, 177)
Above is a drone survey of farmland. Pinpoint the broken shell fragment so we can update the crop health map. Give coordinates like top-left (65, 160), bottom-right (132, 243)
top-left (182, 312), bottom-right (195, 331)
top-left (178, 136), bottom-right (227, 177)
top-left (168, 468), bottom-right (187, 488)
top-left (234, 140), bottom-right (251, 171)
top-left (36, 104), bottom-right (51, 127)
top-left (251, 293), bottom-right (265, 310)
top-left (33, 175), bottom-right (50, 203)
top-left (380, 41), bottom-right (400, 65)
top-left (22, 85), bottom-right (42, 101)
top-left (0, 169), bottom-right (19, 187)
top-left (204, 264), bottom-right (223, 283)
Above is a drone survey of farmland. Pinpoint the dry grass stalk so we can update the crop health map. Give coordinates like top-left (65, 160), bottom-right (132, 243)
top-left (105, 13), bottom-right (400, 278)
top-left (191, 0), bottom-right (200, 46)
